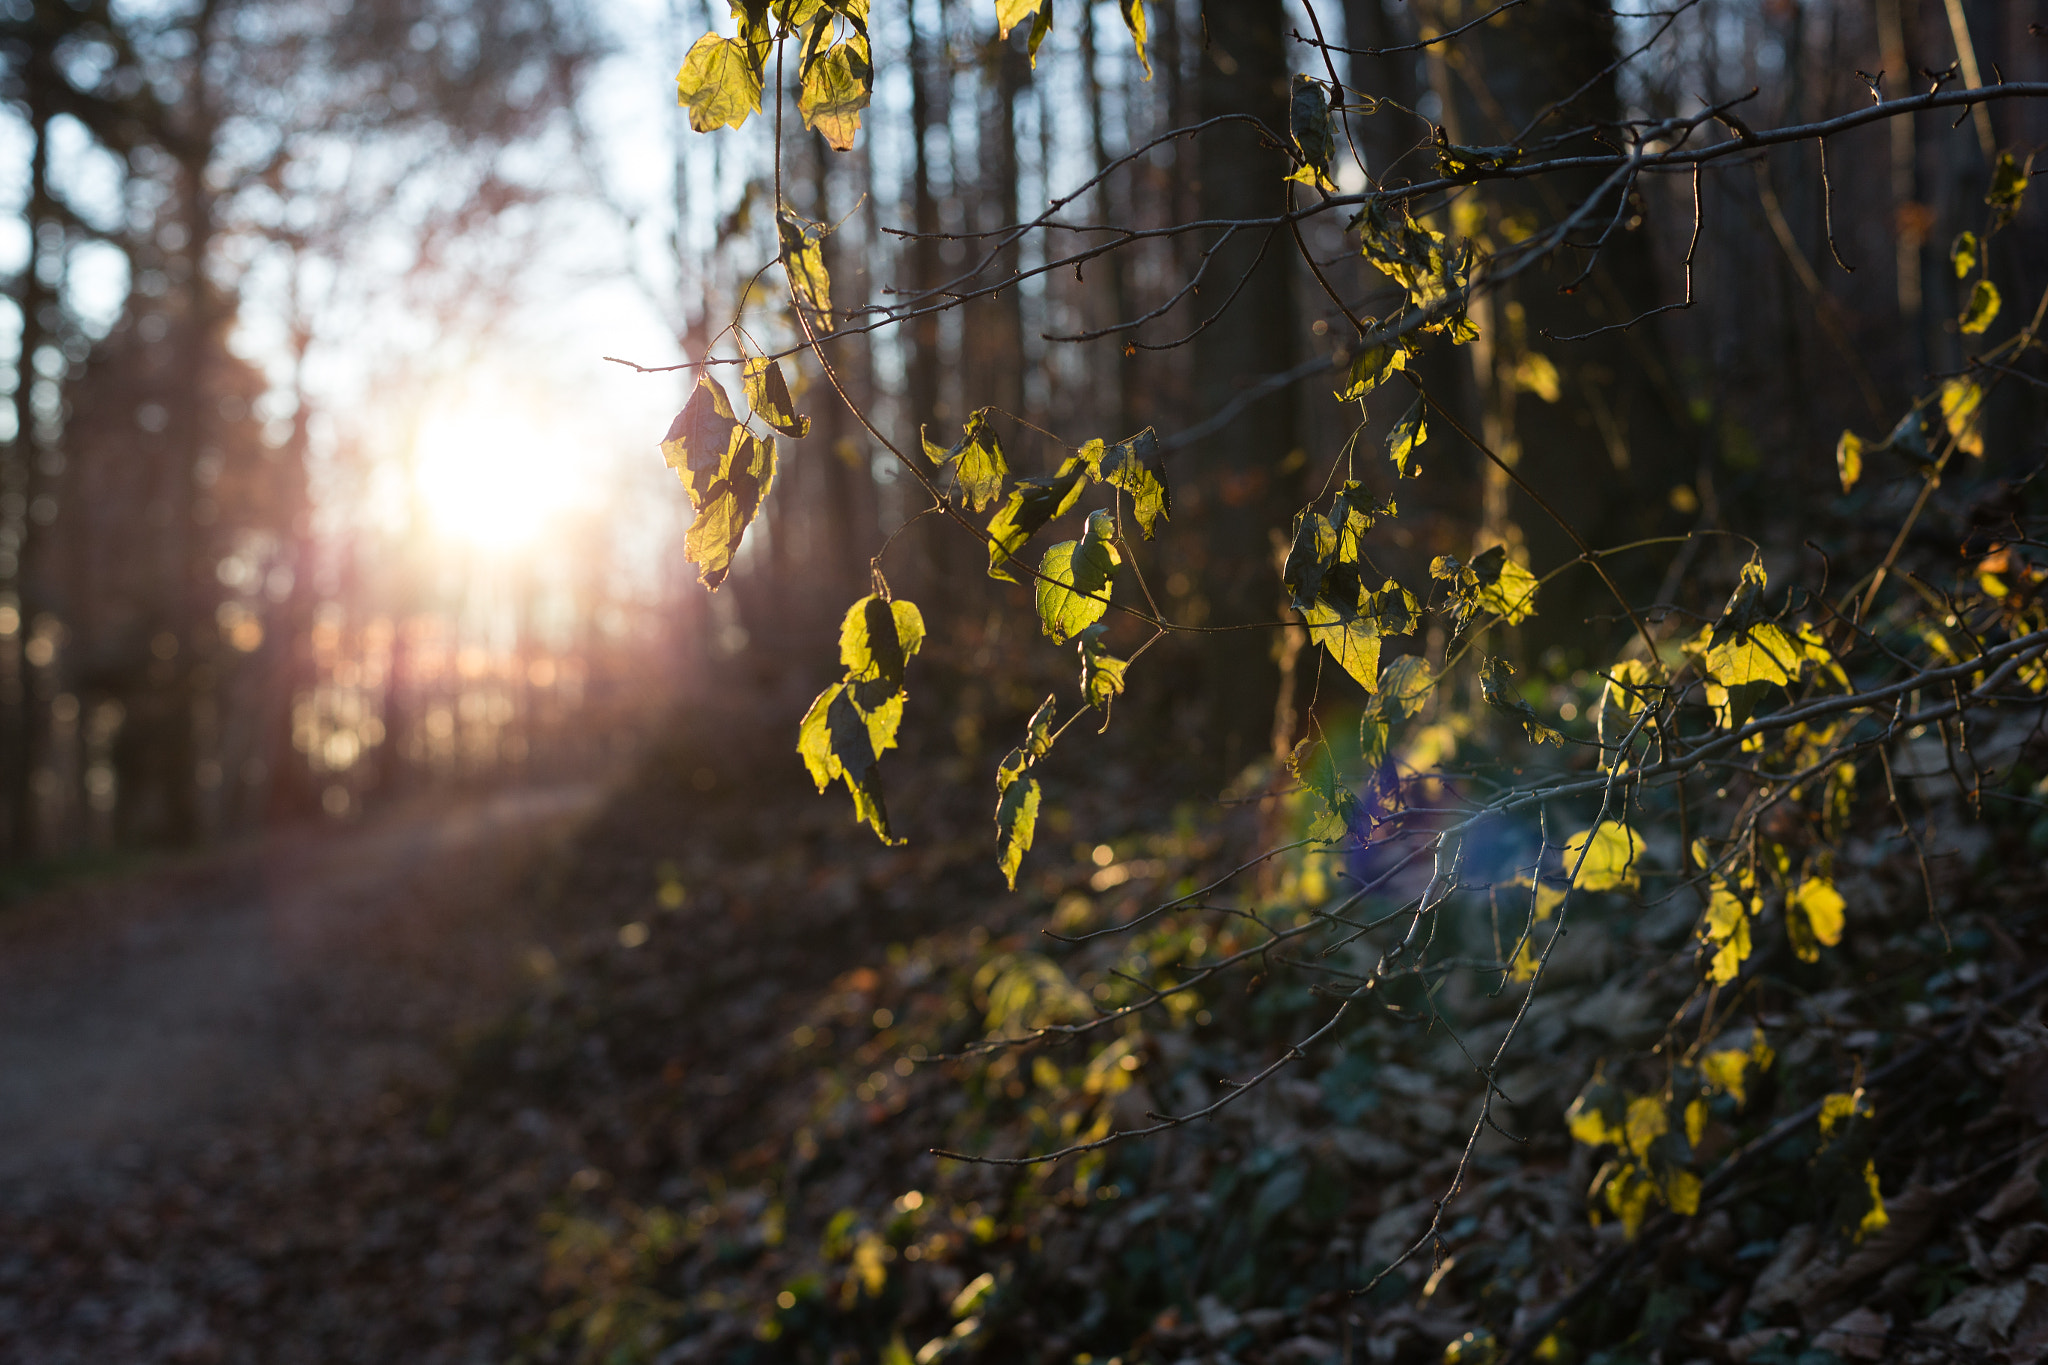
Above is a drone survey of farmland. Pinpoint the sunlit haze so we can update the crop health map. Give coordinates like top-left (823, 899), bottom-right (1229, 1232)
top-left (414, 381), bottom-right (598, 552)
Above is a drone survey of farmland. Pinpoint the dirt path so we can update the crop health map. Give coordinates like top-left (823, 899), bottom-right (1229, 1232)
top-left (0, 784), bottom-right (603, 1188)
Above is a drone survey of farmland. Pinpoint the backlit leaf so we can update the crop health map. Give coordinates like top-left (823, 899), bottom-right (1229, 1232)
top-left (1478, 656), bottom-right (1563, 746)
top-left (1475, 553), bottom-right (1538, 624)
top-left (1596, 658), bottom-right (1659, 755)
top-left (839, 595), bottom-right (926, 686)
top-left (986, 456), bottom-right (1088, 581)
top-left (1287, 75), bottom-right (1335, 191)
top-left (743, 357), bottom-right (810, 437)
top-left (676, 32), bottom-right (764, 132)
top-left (1374, 654), bottom-right (1435, 720)
top-left (1077, 623), bottom-right (1127, 711)
top-left (778, 209), bottom-right (834, 330)
top-left (1336, 342), bottom-right (1406, 401)
top-left (995, 755), bottom-right (1041, 892)
top-left (1091, 427), bottom-right (1171, 538)
top-left (927, 409), bottom-right (1009, 512)
top-left (1035, 511), bottom-right (1120, 643)
top-left (1705, 623), bottom-right (1796, 688)
top-left (1563, 820), bottom-right (1644, 892)
top-left (1303, 598), bottom-right (1381, 692)
top-left (1959, 278), bottom-right (2001, 335)
top-left (661, 373), bottom-right (740, 506)
top-left (995, 0), bottom-right (1053, 63)
top-left (1024, 694), bottom-right (1056, 757)
top-left (798, 37), bottom-right (872, 151)
top-left (681, 430), bottom-right (777, 590)
top-left (1987, 150), bottom-right (2029, 224)
top-left (1387, 395), bottom-right (1427, 476)
top-left (797, 681), bottom-right (904, 844)
top-left (1118, 0), bottom-right (1149, 79)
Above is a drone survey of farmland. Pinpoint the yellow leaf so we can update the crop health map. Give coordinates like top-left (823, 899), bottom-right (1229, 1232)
top-left (1701, 1048), bottom-right (1751, 1105)
top-left (1684, 1098), bottom-right (1708, 1147)
top-left (1856, 1160), bottom-right (1889, 1242)
top-left (1603, 1162), bottom-right (1658, 1239)
top-left (798, 39), bottom-right (873, 152)
top-left (675, 33), bottom-right (764, 133)
top-left (1941, 376), bottom-right (1985, 456)
top-left (1565, 1094), bottom-right (1621, 1149)
top-left (1817, 1088), bottom-right (1869, 1140)
top-left (1563, 821), bottom-right (1645, 893)
top-left (1706, 623), bottom-right (1797, 687)
top-left (1959, 278), bottom-right (2001, 335)
top-left (1702, 880), bottom-right (1753, 985)
top-left (1662, 1168), bottom-right (1701, 1217)
top-left (1835, 430), bottom-right (1863, 492)
top-left (1624, 1095), bottom-right (1667, 1160)
top-left (1788, 876), bottom-right (1846, 962)
top-left (1513, 352), bottom-right (1561, 402)
top-left (1476, 554), bottom-right (1540, 625)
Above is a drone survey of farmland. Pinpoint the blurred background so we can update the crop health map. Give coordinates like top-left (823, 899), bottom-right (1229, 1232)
top-left (1, 0), bottom-right (2041, 867)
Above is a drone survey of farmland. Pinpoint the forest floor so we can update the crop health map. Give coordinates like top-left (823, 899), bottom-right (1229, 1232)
top-left (0, 701), bottom-right (2043, 1365)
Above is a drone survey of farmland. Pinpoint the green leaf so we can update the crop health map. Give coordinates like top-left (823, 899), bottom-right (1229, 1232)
top-left (927, 409), bottom-right (1009, 512)
top-left (1336, 342), bottom-right (1405, 402)
top-left (1435, 545), bottom-right (1537, 630)
top-left (995, 750), bottom-right (1042, 891)
top-left (1024, 694), bottom-right (1057, 757)
top-left (1118, 0), bottom-right (1150, 79)
top-left (1036, 511), bottom-right (1120, 643)
top-left (1563, 820), bottom-right (1644, 892)
top-left (1287, 74), bottom-right (1335, 191)
top-left (1303, 598), bottom-right (1382, 693)
top-left (797, 681), bottom-right (905, 844)
top-left (1959, 278), bottom-right (2001, 335)
top-left (1092, 427), bottom-right (1172, 538)
top-left (1835, 430), bottom-right (1863, 492)
top-left (985, 456), bottom-right (1088, 581)
top-left (1281, 511), bottom-right (1337, 614)
top-left (1287, 737), bottom-right (1362, 844)
top-left (1477, 656), bottom-right (1563, 745)
top-left (660, 373), bottom-right (740, 505)
top-left (778, 209), bottom-right (834, 331)
top-left (1330, 482), bottom-right (1393, 561)
top-left (1373, 655), bottom-right (1435, 721)
top-left (995, 0), bottom-right (1053, 63)
top-left (1595, 657), bottom-right (1659, 754)
top-left (1387, 394), bottom-right (1427, 476)
top-left (798, 37), bottom-right (872, 151)
top-left (1077, 623), bottom-right (1127, 711)
top-left (1987, 150), bottom-right (2030, 223)
top-left (1477, 554), bottom-right (1538, 625)
top-left (676, 33), bottom-right (764, 133)
top-left (1950, 230), bottom-right (1979, 279)
top-left (839, 594), bottom-right (927, 686)
top-left (743, 357), bottom-right (810, 438)
top-left (681, 432), bottom-right (777, 590)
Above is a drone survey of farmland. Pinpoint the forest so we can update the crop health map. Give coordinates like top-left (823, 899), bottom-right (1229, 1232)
top-left (0, 0), bottom-right (2045, 1362)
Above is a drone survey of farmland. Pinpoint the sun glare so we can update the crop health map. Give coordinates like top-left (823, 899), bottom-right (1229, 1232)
top-left (414, 389), bottom-right (590, 551)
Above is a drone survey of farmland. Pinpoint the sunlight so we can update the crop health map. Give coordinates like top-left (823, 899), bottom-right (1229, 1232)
top-left (413, 384), bottom-right (590, 551)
